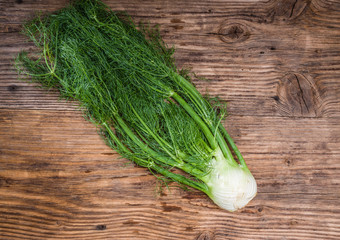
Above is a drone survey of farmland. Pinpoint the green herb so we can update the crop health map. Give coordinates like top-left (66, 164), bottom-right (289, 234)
top-left (15, 0), bottom-right (256, 211)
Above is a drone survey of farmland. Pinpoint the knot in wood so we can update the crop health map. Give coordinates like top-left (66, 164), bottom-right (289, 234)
top-left (8, 84), bottom-right (18, 92)
top-left (268, 0), bottom-right (310, 22)
top-left (275, 73), bottom-right (322, 117)
top-left (95, 224), bottom-right (106, 230)
top-left (196, 231), bottom-right (215, 240)
top-left (218, 22), bottom-right (250, 43)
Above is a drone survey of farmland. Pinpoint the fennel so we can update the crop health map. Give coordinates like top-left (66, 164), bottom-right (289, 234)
top-left (15, 0), bottom-right (257, 211)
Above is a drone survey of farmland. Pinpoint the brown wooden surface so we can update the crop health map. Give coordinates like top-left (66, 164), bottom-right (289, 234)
top-left (1, 0), bottom-right (340, 239)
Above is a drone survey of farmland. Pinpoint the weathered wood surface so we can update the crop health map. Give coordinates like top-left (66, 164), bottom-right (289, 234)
top-left (1, 0), bottom-right (340, 239)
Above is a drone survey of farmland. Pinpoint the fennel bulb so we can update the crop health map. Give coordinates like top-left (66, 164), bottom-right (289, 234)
top-left (203, 150), bottom-right (257, 211)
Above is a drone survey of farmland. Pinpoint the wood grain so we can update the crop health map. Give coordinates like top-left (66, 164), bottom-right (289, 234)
top-left (1, 0), bottom-right (340, 239)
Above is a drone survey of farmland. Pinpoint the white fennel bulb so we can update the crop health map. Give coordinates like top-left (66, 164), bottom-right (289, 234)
top-left (203, 149), bottom-right (257, 211)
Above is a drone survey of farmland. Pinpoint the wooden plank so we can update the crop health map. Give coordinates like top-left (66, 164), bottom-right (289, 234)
top-left (1, 0), bottom-right (340, 239)
top-left (1, 0), bottom-right (340, 117)
top-left (1, 109), bottom-right (339, 239)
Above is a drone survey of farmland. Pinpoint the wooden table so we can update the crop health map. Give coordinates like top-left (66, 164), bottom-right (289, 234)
top-left (1, 0), bottom-right (340, 239)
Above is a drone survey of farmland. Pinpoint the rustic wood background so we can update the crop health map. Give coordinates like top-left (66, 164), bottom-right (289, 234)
top-left (1, 0), bottom-right (340, 239)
